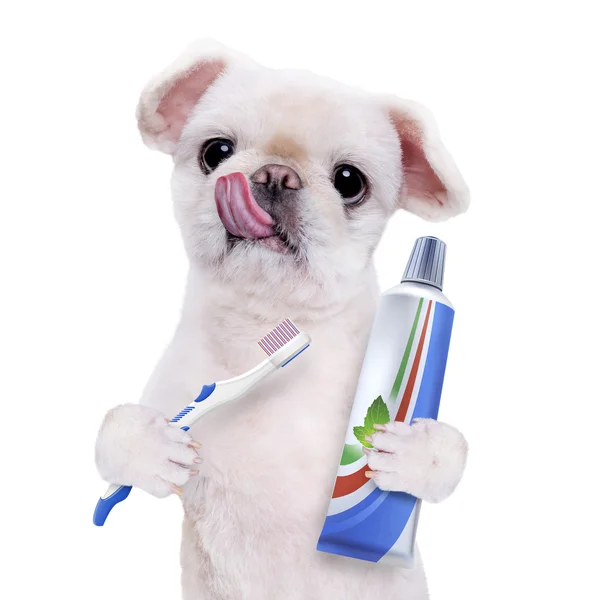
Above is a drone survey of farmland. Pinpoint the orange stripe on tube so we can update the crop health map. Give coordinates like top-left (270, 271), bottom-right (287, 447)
top-left (395, 300), bottom-right (432, 422)
top-left (332, 464), bottom-right (369, 498)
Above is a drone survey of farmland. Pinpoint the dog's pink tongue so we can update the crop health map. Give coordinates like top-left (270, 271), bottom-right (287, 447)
top-left (215, 172), bottom-right (274, 239)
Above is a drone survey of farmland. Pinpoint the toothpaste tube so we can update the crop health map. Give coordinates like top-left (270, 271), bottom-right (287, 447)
top-left (317, 236), bottom-right (456, 567)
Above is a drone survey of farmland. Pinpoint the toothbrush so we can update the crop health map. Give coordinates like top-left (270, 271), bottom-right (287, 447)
top-left (93, 319), bottom-right (311, 526)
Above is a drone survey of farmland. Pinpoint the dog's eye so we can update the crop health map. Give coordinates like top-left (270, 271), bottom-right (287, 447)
top-left (333, 165), bottom-right (368, 206)
top-left (201, 138), bottom-right (235, 173)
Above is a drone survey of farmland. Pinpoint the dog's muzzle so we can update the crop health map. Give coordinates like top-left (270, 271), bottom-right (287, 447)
top-left (214, 172), bottom-right (275, 239)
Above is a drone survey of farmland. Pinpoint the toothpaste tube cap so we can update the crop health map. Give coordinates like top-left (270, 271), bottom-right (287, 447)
top-left (401, 236), bottom-right (446, 291)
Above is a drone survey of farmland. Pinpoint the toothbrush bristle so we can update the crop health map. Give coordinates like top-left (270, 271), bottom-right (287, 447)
top-left (258, 319), bottom-right (300, 356)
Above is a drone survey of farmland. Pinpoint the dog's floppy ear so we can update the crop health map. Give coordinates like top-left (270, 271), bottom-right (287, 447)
top-left (385, 97), bottom-right (469, 221)
top-left (137, 40), bottom-right (252, 154)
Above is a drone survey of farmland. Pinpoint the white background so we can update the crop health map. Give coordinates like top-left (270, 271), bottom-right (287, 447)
top-left (1, 1), bottom-right (592, 598)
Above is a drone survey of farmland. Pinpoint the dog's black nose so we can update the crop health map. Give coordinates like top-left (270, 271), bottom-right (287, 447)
top-left (251, 164), bottom-right (302, 191)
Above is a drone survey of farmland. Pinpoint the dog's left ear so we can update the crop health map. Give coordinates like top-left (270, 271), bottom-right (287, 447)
top-left (136, 40), bottom-right (253, 154)
top-left (385, 97), bottom-right (469, 221)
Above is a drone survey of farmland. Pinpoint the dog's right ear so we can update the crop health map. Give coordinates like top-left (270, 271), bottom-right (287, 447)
top-left (137, 40), bottom-right (250, 154)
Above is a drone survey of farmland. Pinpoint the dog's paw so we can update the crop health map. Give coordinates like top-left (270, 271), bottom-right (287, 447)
top-left (363, 418), bottom-right (467, 503)
top-left (95, 403), bottom-right (201, 498)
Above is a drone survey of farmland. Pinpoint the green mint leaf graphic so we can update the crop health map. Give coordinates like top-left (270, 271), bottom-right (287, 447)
top-left (340, 443), bottom-right (365, 465)
top-left (353, 425), bottom-right (374, 448)
top-left (353, 395), bottom-right (390, 449)
top-left (363, 396), bottom-right (390, 430)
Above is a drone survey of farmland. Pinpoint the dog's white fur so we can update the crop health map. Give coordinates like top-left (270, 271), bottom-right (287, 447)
top-left (96, 40), bottom-right (469, 599)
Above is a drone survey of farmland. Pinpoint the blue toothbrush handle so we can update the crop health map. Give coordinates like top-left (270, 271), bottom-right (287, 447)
top-left (93, 383), bottom-right (217, 526)
top-left (93, 484), bottom-right (133, 526)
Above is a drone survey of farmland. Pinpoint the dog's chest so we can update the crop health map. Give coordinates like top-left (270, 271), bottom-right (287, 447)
top-left (185, 324), bottom-right (368, 510)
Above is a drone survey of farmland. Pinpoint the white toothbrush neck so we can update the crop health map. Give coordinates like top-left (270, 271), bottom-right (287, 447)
top-left (176, 333), bottom-right (310, 429)
top-left (178, 359), bottom-right (276, 427)
top-left (215, 358), bottom-right (277, 401)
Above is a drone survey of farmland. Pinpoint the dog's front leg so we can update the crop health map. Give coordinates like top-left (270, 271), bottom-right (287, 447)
top-left (363, 418), bottom-right (468, 503)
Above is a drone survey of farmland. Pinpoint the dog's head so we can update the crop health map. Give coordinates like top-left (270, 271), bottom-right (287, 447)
top-left (137, 41), bottom-right (468, 306)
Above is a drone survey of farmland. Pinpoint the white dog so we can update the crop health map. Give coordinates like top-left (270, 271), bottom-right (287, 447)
top-left (95, 40), bottom-right (469, 600)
